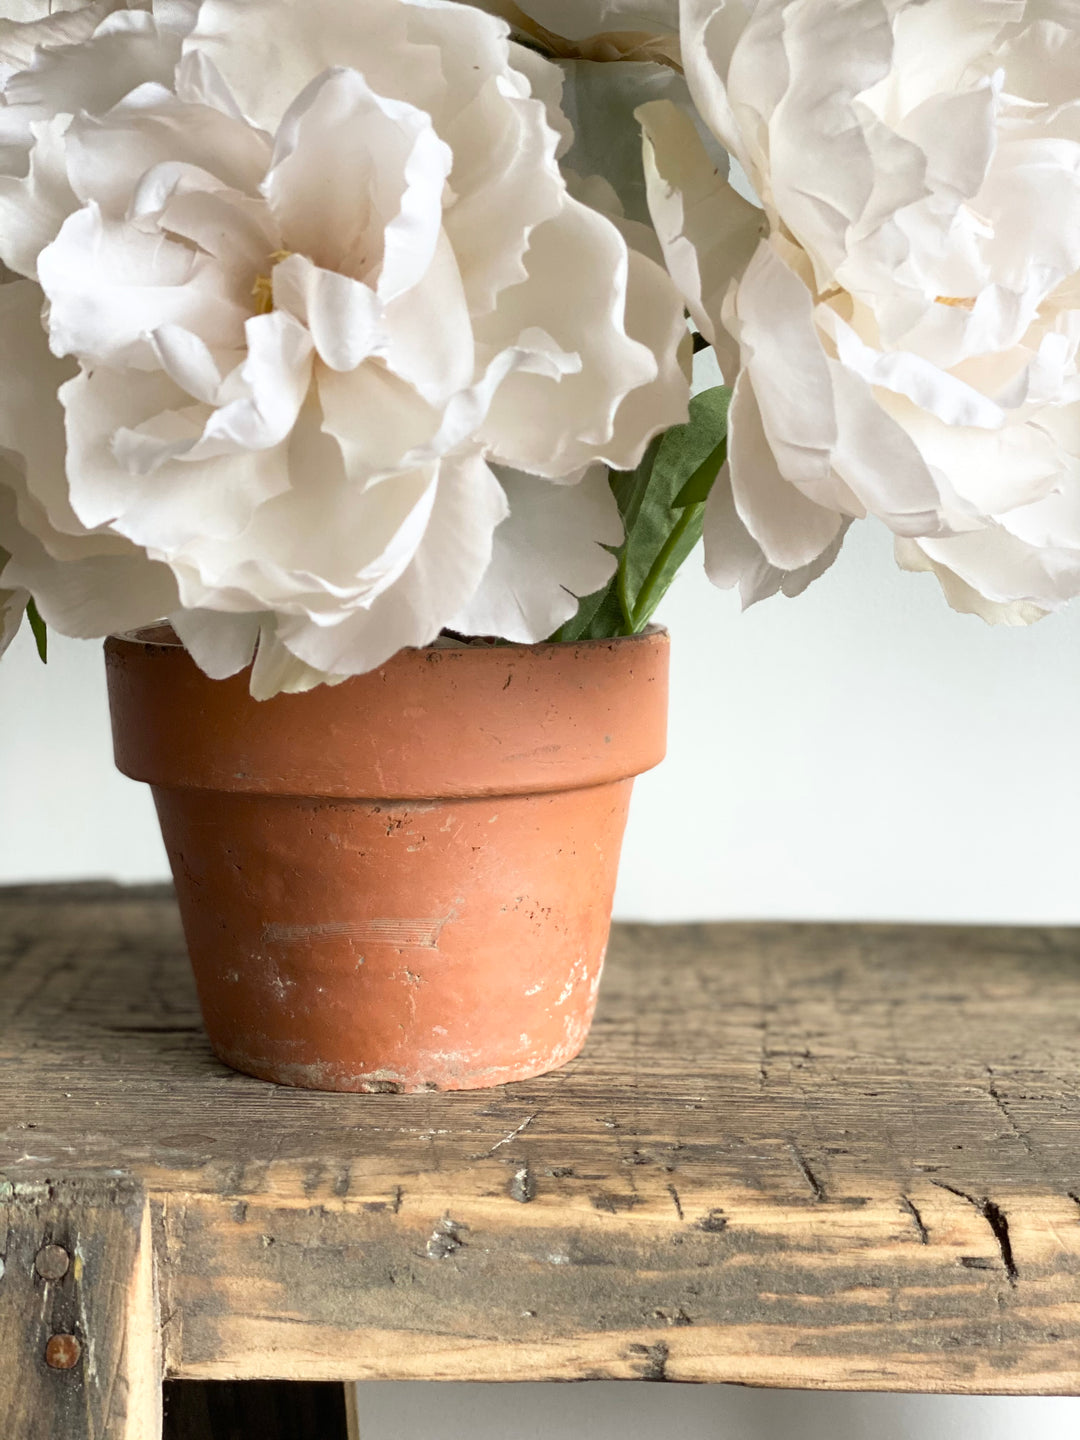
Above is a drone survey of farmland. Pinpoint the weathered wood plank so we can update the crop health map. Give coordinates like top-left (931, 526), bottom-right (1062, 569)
top-left (3, 886), bottom-right (1080, 1392)
top-left (0, 1175), bottom-right (159, 1439)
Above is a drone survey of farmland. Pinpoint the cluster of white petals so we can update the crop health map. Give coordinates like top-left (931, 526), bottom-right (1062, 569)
top-left (0, 0), bottom-right (688, 692)
top-left (644, 0), bottom-right (1080, 622)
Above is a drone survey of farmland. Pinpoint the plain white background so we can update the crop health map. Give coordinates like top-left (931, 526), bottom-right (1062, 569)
top-left (4, 522), bottom-right (1080, 1437)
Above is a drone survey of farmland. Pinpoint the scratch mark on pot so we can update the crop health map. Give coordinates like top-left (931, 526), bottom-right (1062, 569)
top-left (262, 916), bottom-right (452, 949)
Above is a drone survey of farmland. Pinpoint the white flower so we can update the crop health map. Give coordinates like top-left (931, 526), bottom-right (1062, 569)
top-left (0, 0), bottom-right (689, 694)
top-left (643, 0), bottom-right (1080, 620)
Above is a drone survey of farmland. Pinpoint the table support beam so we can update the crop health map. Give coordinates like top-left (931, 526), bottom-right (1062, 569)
top-left (0, 1175), bottom-right (160, 1440)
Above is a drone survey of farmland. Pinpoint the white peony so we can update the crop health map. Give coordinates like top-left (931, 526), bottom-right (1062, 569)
top-left (0, 0), bottom-right (688, 695)
top-left (643, 0), bottom-right (1080, 621)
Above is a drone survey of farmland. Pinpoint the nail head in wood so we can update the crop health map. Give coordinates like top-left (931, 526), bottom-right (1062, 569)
top-left (44, 1333), bottom-right (81, 1370)
top-left (35, 1244), bottom-right (70, 1282)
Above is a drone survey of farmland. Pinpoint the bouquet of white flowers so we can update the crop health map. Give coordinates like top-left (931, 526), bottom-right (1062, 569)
top-left (1, 0), bottom-right (1074, 1092)
top-left (3, 0), bottom-right (1075, 687)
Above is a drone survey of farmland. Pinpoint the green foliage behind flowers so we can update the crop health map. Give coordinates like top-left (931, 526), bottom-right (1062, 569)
top-left (26, 597), bottom-right (47, 663)
top-left (552, 385), bottom-right (731, 641)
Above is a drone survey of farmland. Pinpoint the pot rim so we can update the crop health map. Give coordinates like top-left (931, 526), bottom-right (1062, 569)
top-left (109, 622), bottom-right (668, 655)
top-left (106, 622), bottom-right (670, 801)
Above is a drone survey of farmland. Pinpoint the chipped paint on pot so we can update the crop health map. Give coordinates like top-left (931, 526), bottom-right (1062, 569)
top-left (105, 629), bottom-right (669, 1091)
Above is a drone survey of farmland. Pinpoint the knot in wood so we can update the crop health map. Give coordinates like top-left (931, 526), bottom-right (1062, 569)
top-left (44, 1334), bottom-right (81, 1370)
top-left (35, 1244), bottom-right (70, 1281)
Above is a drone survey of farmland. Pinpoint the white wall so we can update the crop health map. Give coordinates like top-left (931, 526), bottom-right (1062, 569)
top-left (353, 1383), bottom-right (1078, 1440)
top-left (4, 525), bottom-right (1080, 1438)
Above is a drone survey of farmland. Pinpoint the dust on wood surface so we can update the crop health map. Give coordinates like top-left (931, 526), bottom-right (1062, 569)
top-left (2, 883), bottom-right (1080, 1393)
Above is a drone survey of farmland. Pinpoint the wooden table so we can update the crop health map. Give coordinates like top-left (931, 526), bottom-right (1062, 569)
top-left (3, 885), bottom-right (1080, 1438)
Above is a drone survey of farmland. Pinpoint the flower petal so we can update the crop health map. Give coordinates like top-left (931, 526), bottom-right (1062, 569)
top-left (65, 83), bottom-right (272, 217)
top-left (477, 194), bottom-right (685, 475)
top-left (113, 310), bottom-right (314, 471)
top-left (169, 605), bottom-right (260, 678)
top-left (0, 116), bottom-right (76, 278)
top-left (0, 476), bottom-right (179, 636)
top-left (703, 459), bottom-right (848, 608)
top-left (639, 96), bottom-right (761, 375)
top-left (38, 201), bottom-right (249, 368)
top-left (727, 369), bottom-right (845, 571)
top-left (451, 464), bottom-right (622, 641)
top-left (272, 451), bottom-right (509, 676)
top-left (263, 65), bottom-right (451, 300)
top-left (272, 253), bottom-right (385, 374)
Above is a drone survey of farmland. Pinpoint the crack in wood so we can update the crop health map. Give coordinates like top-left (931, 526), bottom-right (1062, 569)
top-left (899, 1195), bottom-right (929, 1244)
top-left (473, 1114), bottom-right (537, 1159)
top-left (789, 1142), bottom-right (826, 1202)
top-left (932, 1182), bottom-right (1018, 1285)
top-left (985, 1068), bottom-right (1037, 1158)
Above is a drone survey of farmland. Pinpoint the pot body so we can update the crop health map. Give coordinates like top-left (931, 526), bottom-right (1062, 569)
top-left (106, 629), bottom-right (668, 1091)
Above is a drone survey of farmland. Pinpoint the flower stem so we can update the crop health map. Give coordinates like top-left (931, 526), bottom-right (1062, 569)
top-left (627, 502), bottom-right (703, 632)
top-left (617, 553), bottom-right (636, 634)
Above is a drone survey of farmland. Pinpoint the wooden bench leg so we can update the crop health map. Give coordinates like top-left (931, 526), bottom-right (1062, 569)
top-left (0, 1175), bottom-right (161, 1439)
top-left (162, 1380), bottom-right (355, 1438)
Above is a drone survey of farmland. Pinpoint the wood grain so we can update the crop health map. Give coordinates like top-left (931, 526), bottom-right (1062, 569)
top-left (3, 884), bottom-right (1080, 1393)
top-left (0, 1174), bottom-right (159, 1438)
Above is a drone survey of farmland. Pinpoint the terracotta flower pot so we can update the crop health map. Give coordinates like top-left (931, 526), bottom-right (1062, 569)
top-left (105, 628), bottom-right (668, 1092)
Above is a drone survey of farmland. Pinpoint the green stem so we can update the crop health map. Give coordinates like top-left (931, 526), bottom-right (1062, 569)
top-left (616, 554), bottom-right (636, 635)
top-left (628, 503), bottom-right (703, 633)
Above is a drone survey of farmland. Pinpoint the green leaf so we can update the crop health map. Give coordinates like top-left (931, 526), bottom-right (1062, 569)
top-left (608, 431), bottom-right (664, 539)
top-left (547, 385), bottom-right (732, 642)
top-left (673, 432), bottom-right (728, 508)
top-left (26, 596), bottom-right (47, 663)
top-left (548, 573), bottom-right (624, 643)
top-left (618, 385), bottom-right (731, 632)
